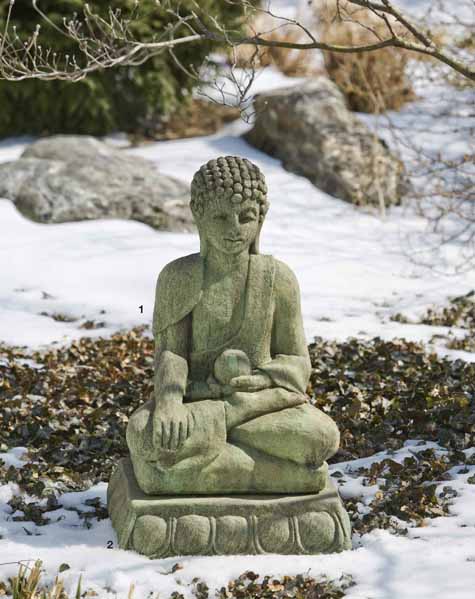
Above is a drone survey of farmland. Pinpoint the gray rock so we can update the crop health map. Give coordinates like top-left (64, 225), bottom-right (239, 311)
top-left (22, 135), bottom-right (115, 162)
top-left (0, 135), bottom-right (193, 232)
top-left (0, 158), bottom-right (44, 201)
top-left (245, 78), bottom-right (407, 208)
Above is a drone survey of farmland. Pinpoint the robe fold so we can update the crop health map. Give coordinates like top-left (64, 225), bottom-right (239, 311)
top-left (127, 252), bottom-right (339, 494)
top-left (153, 252), bottom-right (311, 393)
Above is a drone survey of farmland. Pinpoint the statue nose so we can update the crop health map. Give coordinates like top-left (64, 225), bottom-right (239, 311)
top-left (230, 214), bottom-right (240, 232)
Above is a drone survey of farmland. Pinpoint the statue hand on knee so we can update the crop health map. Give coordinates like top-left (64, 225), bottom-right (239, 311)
top-left (153, 402), bottom-right (195, 452)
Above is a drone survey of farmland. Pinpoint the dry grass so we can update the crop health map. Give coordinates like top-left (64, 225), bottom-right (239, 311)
top-left (0, 561), bottom-right (73, 599)
top-left (314, 0), bottom-right (415, 113)
top-left (229, 1), bottom-right (416, 112)
top-left (0, 561), bottom-right (353, 598)
top-left (129, 98), bottom-right (241, 143)
top-left (456, 34), bottom-right (475, 50)
top-left (0, 561), bottom-right (135, 599)
top-left (228, 12), bottom-right (321, 77)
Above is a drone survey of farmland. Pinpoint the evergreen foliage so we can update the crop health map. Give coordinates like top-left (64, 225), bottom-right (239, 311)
top-left (0, 0), bottom-right (243, 136)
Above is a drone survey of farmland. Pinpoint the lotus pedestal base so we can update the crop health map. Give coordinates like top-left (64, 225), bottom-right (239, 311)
top-left (107, 458), bottom-right (352, 558)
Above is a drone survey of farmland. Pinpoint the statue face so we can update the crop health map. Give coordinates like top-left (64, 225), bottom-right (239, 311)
top-left (199, 197), bottom-right (260, 255)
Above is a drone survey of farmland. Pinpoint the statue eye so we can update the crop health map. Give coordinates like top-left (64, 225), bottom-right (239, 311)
top-left (213, 214), bottom-right (227, 221)
top-left (239, 212), bottom-right (256, 223)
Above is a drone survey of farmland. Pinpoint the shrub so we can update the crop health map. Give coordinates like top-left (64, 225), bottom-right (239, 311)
top-left (230, 1), bottom-right (415, 112)
top-left (313, 0), bottom-right (415, 113)
top-left (0, 0), bottom-right (245, 137)
top-left (229, 12), bottom-right (321, 77)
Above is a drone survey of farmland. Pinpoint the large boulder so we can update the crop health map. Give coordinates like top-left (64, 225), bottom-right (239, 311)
top-left (0, 135), bottom-right (193, 232)
top-left (245, 78), bottom-right (407, 208)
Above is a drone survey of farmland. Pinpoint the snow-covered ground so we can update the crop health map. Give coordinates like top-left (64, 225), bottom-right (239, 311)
top-left (0, 119), bottom-right (474, 358)
top-left (1, 116), bottom-right (475, 599)
top-left (1, 443), bottom-right (475, 598)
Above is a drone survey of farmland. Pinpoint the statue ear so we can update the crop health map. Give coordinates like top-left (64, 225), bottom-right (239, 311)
top-left (251, 221), bottom-right (263, 254)
top-left (252, 201), bottom-right (269, 254)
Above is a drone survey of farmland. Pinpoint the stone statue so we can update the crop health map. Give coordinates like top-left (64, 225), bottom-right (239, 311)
top-left (108, 156), bottom-right (351, 557)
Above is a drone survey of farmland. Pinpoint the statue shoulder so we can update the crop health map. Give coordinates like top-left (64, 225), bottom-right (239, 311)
top-left (248, 254), bottom-right (300, 303)
top-left (271, 257), bottom-right (300, 288)
top-left (270, 257), bottom-right (301, 304)
top-left (157, 253), bottom-right (202, 284)
top-left (153, 253), bottom-right (203, 335)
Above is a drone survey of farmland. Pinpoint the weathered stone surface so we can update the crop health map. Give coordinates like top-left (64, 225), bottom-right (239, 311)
top-left (22, 135), bottom-right (113, 163)
top-left (0, 135), bottom-right (193, 232)
top-left (245, 78), bottom-right (407, 208)
top-left (229, 403), bottom-right (340, 466)
top-left (108, 155), bottom-right (351, 556)
top-left (108, 458), bottom-right (352, 557)
top-left (214, 349), bottom-right (251, 385)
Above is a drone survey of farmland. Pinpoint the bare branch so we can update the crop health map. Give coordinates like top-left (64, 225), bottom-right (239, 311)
top-left (0, 0), bottom-right (473, 83)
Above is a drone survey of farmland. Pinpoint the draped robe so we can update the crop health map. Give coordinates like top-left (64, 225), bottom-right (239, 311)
top-left (127, 253), bottom-right (339, 495)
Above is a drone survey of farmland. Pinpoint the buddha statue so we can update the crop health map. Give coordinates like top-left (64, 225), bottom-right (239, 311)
top-left (108, 156), bottom-right (351, 557)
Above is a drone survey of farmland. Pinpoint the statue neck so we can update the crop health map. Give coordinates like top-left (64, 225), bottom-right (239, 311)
top-left (204, 248), bottom-right (250, 279)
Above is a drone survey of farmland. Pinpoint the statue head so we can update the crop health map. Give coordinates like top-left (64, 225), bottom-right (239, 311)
top-left (190, 156), bottom-right (269, 257)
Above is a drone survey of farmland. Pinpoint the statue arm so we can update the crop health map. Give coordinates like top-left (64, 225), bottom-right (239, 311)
top-left (153, 280), bottom-right (191, 404)
top-left (152, 280), bottom-right (195, 450)
top-left (151, 252), bottom-right (202, 382)
top-left (259, 260), bottom-right (311, 395)
top-left (153, 321), bottom-right (190, 398)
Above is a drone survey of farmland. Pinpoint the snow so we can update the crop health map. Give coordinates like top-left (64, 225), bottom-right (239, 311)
top-left (2, 121), bottom-right (475, 589)
top-left (1, 0), bottom-right (475, 596)
top-left (200, 64), bottom-right (308, 108)
top-left (0, 448), bottom-right (28, 469)
top-left (1, 119), bottom-right (474, 355)
top-left (1, 443), bottom-right (475, 598)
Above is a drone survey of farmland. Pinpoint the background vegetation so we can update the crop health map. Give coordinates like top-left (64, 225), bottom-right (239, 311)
top-left (0, 0), bottom-right (244, 136)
